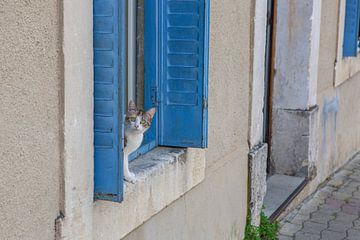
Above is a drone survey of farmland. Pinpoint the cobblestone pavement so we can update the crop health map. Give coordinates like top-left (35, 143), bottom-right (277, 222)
top-left (278, 154), bottom-right (360, 240)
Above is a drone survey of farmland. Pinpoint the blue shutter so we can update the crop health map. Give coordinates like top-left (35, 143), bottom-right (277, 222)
top-left (343, 0), bottom-right (360, 57)
top-left (158, 0), bottom-right (209, 148)
top-left (93, 0), bottom-right (125, 202)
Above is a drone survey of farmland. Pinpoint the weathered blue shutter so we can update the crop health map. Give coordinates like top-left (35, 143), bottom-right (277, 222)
top-left (94, 0), bottom-right (125, 202)
top-left (158, 0), bottom-right (209, 148)
top-left (343, 0), bottom-right (360, 57)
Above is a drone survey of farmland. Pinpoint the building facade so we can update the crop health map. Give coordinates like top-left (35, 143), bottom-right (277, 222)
top-left (1, 0), bottom-right (360, 240)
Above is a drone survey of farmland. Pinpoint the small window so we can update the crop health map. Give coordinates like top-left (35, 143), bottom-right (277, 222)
top-left (93, 0), bottom-right (210, 202)
top-left (343, 0), bottom-right (360, 57)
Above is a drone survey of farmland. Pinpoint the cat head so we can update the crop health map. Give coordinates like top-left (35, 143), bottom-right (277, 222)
top-left (125, 100), bottom-right (156, 133)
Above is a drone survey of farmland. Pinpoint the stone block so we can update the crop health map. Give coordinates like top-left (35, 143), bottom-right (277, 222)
top-left (248, 143), bottom-right (268, 226)
top-left (271, 106), bottom-right (319, 177)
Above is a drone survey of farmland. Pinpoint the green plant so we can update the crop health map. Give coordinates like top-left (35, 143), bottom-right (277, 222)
top-left (244, 212), bottom-right (279, 240)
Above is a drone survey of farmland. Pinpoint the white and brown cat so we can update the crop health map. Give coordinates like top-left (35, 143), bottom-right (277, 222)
top-left (124, 101), bottom-right (155, 183)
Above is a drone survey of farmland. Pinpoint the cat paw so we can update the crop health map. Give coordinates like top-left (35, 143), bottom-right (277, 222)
top-left (124, 172), bottom-right (137, 183)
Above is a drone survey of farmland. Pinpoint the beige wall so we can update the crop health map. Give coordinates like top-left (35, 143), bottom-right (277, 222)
top-left (315, 0), bottom-right (360, 184)
top-left (0, 0), bottom-right (256, 239)
top-left (277, 0), bottom-right (360, 216)
top-left (0, 1), bottom-right (62, 239)
top-left (123, 0), bottom-right (252, 239)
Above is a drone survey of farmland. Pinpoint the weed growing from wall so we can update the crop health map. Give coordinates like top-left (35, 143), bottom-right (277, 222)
top-left (244, 212), bottom-right (279, 240)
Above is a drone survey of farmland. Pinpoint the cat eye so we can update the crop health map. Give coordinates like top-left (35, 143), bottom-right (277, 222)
top-left (129, 117), bottom-right (136, 122)
top-left (140, 119), bottom-right (146, 125)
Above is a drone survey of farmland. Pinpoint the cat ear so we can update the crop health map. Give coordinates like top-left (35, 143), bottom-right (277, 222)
top-left (145, 108), bottom-right (156, 121)
top-left (127, 100), bottom-right (138, 116)
top-left (128, 100), bottom-right (137, 110)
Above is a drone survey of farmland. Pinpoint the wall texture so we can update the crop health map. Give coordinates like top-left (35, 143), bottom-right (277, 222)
top-left (0, 0), bottom-right (62, 239)
top-left (277, 0), bottom-right (360, 217)
top-left (315, 0), bottom-right (360, 184)
top-left (0, 0), bottom-right (262, 239)
top-left (59, 0), bottom-right (94, 239)
top-left (123, 0), bottom-right (251, 239)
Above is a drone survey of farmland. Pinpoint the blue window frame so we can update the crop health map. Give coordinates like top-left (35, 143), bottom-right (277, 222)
top-left (94, 0), bottom-right (209, 202)
top-left (343, 0), bottom-right (360, 57)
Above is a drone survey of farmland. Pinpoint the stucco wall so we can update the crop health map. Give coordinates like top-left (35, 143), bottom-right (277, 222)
top-left (0, 1), bottom-right (62, 239)
top-left (122, 0), bottom-right (251, 239)
top-left (315, 0), bottom-right (360, 184)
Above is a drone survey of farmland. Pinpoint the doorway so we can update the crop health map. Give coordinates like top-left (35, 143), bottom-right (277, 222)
top-left (262, 0), bottom-right (314, 221)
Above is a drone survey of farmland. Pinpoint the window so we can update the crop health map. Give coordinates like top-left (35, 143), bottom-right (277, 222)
top-left (93, 0), bottom-right (210, 202)
top-left (343, 0), bottom-right (360, 57)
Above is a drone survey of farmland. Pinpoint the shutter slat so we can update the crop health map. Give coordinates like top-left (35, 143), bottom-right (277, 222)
top-left (343, 0), bottom-right (360, 57)
top-left (159, 0), bottom-right (209, 148)
top-left (93, 0), bottom-right (124, 202)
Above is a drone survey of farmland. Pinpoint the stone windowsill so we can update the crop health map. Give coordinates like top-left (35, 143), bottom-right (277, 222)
top-left (334, 56), bottom-right (360, 87)
top-left (93, 147), bottom-right (206, 239)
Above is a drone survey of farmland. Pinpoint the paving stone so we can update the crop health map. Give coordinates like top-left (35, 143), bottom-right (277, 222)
top-left (342, 204), bottom-right (360, 215)
top-left (335, 211), bottom-right (359, 222)
top-left (340, 169), bottom-right (353, 176)
top-left (328, 179), bottom-right (345, 188)
top-left (328, 219), bottom-right (354, 232)
top-left (321, 230), bottom-right (346, 240)
top-left (325, 197), bottom-right (345, 208)
top-left (343, 182), bottom-right (359, 190)
top-left (332, 191), bottom-right (353, 200)
top-left (304, 201), bottom-right (323, 211)
top-left (347, 159), bottom-right (360, 168)
top-left (317, 205), bottom-right (340, 215)
top-left (279, 156), bottom-right (360, 240)
top-left (352, 191), bottom-right (360, 198)
top-left (294, 231), bottom-right (320, 240)
top-left (314, 187), bottom-right (336, 201)
top-left (279, 222), bottom-right (302, 236)
top-left (301, 221), bottom-right (326, 234)
top-left (343, 164), bottom-right (357, 172)
top-left (310, 211), bottom-right (335, 224)
top-left (352, 219), bottom-right (360, 229)
top-left (297, 207), bottom-right (315, 217)
top-left (285, 210), bottom-right (299, 221)
top-left (349, 174), bottom-right (360, 182)
top-left (347, 197), bottom-right (360, 207)
top-left (337, 187), bottom-right (356, 195)
top-left (277, 234), bottom-right (294, 240)
top-left (309, 195), bottom-right (327, 204)
top-left (347, 228), bottom-right (360, 238)
top-left (290, 213), bottom-right (311, 225)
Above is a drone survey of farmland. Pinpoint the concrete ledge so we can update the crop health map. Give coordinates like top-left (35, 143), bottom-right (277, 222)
top-left (93, 147), bottom-right (206, 240)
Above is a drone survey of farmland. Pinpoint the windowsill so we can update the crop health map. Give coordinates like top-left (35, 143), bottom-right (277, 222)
top-left (126, 147), bottom-right (187, 191)
top-left (334, 55), bottom-right (360, 87)
top-left (93, 147), bottom-right (206, 239)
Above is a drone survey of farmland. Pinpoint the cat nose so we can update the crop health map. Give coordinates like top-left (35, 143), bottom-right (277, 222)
top-left (135, 125), bottom-right (139, 129)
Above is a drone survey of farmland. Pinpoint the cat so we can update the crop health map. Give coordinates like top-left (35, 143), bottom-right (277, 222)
top-left (124, 100), bottom-right (156, 183)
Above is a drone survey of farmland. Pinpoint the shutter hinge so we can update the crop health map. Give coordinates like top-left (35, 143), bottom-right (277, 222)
top-left (151, 87), bottom-right (160, 107)
top-left (203, 98), bottom-right (208, 109)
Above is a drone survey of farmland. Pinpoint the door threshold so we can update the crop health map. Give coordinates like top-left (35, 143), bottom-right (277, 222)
top-left (263, 174), bottom-right (309, 222)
